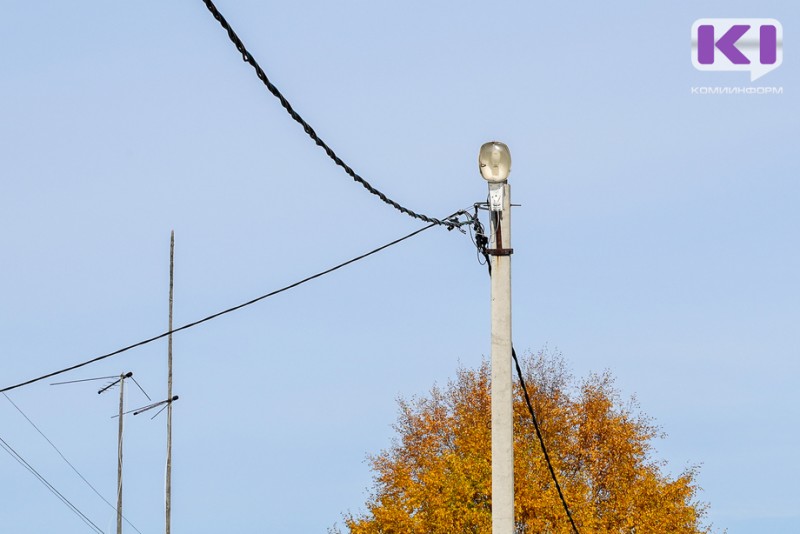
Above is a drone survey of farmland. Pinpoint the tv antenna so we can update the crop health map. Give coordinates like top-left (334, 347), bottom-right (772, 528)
top-left (53, 372), bottom-right (150, 534)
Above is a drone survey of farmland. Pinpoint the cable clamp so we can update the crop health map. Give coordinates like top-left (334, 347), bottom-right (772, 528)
top-left (486, 248), bottom-right (514, 256)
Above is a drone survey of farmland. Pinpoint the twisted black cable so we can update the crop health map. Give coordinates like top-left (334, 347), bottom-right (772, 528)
top-left (199, 0), bottom-right (459, 229)
top-left (0, 219), bottom-right (457, 394)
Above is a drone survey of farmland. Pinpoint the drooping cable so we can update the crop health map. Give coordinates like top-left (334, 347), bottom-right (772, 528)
top-left (198, 0), bottom-right (461, 229)
top-left (512, 347), bottom-right (581, 534)
top-left (1, 216), bottom-right (466, 394)
top-left (0, 434), bottom-right (105, 533)
top-left (470, 204), bottom-right (491, 275)
top-left (473, 209), bottom-right (580, 533)
top-left (2, 393), bottom-right (144, 534)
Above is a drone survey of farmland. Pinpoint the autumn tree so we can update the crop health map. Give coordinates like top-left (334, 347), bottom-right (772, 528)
top-left (341, 351), bottom-right (708, 534)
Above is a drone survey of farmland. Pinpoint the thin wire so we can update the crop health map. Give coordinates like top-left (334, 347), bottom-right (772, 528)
top-left (199, 0), bottom-right (464, 230)
top-left (0, 216), bottom-right (461, 395)
top-left (51, 376), bottom-right (118, 386)
top-left (0, 434), bottom-right (105, 533)
top-left (2, 393), bottom-right (144, 534)
top-left (130, 377), bottom-right (151, 402)
top-left (150, 404), bottom-right (169, 421)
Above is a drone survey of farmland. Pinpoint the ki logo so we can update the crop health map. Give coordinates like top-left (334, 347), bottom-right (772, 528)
top-left (691, 19), bottom-right (783, 81)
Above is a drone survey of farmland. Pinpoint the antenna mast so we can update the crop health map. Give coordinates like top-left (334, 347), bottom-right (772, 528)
top-left (166, 231), bottom-right (174, 534)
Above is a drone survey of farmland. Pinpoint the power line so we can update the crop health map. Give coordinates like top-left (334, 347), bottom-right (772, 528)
top-left (0, 434), bottom-right (105, 534)
top-left (471, 216), bottom-right (580, 532)
top-left (468, 204), bottom-right (492, 274)
top-left (1, 219), bottom-right (457, 394)
top-left (512, 347), bottom-right (581, 534)
top-left (199, 0), bottom-right (462, 230)
top-left (2, 393), bottom-right (145, 534)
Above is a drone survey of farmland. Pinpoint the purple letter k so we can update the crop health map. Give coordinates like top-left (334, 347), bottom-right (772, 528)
top-left (698, 24), bottom-right (751, 65)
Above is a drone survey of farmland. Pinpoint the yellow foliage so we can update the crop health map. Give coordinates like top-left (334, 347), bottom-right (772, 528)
top-left (342, 351), bottom-right (708, 534)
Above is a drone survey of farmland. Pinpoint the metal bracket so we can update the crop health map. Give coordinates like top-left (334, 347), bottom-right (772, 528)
top-left (486, 248), bottom-right (514, 256)
top-left (488, 183), bottom-right (504, 211)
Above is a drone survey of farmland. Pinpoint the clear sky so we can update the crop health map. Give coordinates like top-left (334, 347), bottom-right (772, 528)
top-left (1, 1), bottom-right (797, 533)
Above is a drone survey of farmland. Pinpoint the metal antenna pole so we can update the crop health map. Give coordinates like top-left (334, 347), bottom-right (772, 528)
top-left (117, 374), bottom-right (125, 534)
top-left (166, 230), bottom-right (174, 534)
top-left (54, 371), bottom-right (143, 534)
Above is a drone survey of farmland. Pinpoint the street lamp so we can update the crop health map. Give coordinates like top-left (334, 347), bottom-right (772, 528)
top-left (479, 141), bottom-right (511, 182)
top-left (480, 141), bottom-right (514, 534)
top-left (479, 141), bottom-right (511, 212)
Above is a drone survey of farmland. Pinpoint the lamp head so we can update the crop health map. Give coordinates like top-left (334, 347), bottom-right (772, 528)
top-left (478, 141), bottom-right (511, 183)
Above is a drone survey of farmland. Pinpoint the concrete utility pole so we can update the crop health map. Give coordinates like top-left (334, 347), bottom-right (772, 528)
top-left (479, 141), bottom-right (514, 534)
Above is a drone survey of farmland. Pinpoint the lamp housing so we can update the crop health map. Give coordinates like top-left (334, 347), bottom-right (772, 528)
top-left (479, 141), bottom-right (511, 183)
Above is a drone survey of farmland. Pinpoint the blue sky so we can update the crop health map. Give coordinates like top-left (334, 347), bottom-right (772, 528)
top-left (1, 1), bottom-right (797, 532)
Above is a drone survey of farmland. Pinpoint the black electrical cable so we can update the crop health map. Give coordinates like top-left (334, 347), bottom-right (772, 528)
top-left (471, 206), bottom-right (491, 275)
top-left (512, 347), bottom-right (581, 534)
top-left (0, 220), bottom-right (448, 394)
top-left (199, 0), bottom-right (461, 229)
top-left (2, 393), bottom-right (144, 534)
top-left (476, 211), bottom-right (580, 533)
top-left (0, 435), bottom-right (105, 533)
